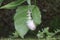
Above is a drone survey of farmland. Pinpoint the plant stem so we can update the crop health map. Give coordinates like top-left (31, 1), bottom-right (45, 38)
top-left (27, 0), bottom-right (31, 6)
top-left (35, 0), bottom-right (37, 6)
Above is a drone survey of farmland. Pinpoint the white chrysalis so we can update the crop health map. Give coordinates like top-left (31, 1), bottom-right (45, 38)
top-left (26, 10), bottom-right (36, 30)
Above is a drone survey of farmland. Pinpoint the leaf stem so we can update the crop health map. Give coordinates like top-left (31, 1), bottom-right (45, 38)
top-left (27, 0), bottom-right (31, 6)
top-left (35, 0), bottom-right (37, 6)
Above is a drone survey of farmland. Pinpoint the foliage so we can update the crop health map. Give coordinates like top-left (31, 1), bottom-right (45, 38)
top-left (0, 0), bottom-right (60, 40)
top-left (0, 0), bottom-right (27, 9)
top-left (37, 27), bottom-right (60, 40)
top-left (0, 0), bottom-right (41, 38)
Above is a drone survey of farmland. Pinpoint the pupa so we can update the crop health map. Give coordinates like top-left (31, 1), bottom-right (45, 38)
top-left (26, 10), bottom-right (36, 30)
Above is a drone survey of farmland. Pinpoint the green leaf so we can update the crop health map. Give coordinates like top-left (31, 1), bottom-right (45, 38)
top-left (14, 5), bottom-right (39, 38)
top-left (0, 0), bottom-right (26, 9)
top-left (12, 31), bottom-right (19, 38)
top-left (0, 0), bottom-right (3, 2)
top-left (14, 5), bottom-right (34, 38)
top-left (14, 6), bottom-right (29, 38)
top-left (32, 6), bottom-right (41, 24)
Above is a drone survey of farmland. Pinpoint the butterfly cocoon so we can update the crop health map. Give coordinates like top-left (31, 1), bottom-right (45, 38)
top-left (26, 19), bottom-right (36, 30)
